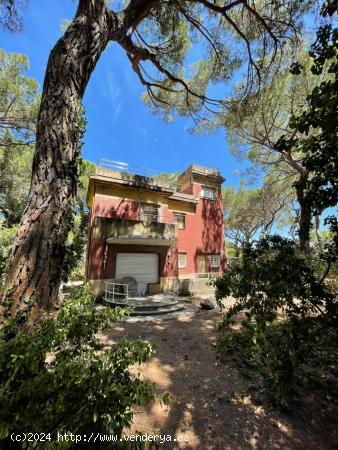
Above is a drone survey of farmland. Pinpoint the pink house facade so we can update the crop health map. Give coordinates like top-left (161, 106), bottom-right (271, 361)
top-left (86, 162), bottom-right (226, 296)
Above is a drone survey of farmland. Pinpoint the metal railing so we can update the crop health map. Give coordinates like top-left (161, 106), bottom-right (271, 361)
top-left (165, 278), bottom-right (179, 299)
top-left (139, 212), bottom-right (174, 225)
top-left (104, 281), bottom-right (129, 304)
top-left (98, 159), bottom-right (159, 178)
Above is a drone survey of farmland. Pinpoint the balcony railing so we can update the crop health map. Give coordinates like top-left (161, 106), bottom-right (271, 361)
top-left (139, 212), bottom-right (174, 225)
top-left (96, 159), bottom-right (179, 191)
top-left (98, 159), bottom-right (159, 178)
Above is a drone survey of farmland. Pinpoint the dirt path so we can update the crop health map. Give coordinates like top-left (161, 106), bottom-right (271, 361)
top-left (101, 300), bottom-right (337, 450)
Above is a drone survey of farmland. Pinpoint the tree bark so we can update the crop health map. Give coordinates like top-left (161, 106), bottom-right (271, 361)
top-left (295, 176), bottom-right (312, 253)
top-left (281, 150), bottom-right (311, 253)
top-left (1, 0), bottom-right (112, 320)
top-left (314, 214), bottom-right (323, 252)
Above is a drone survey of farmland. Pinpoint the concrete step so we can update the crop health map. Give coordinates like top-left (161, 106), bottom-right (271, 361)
top-left (127, 300), bottom-right (179, 311)
top-left (130, 304), bottom-right (185, 316)
top-left (103, 299), bottom-right (185, 315)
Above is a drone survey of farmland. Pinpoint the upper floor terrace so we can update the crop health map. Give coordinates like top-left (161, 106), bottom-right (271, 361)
top-left (95, 159), bottom-right (178, 192)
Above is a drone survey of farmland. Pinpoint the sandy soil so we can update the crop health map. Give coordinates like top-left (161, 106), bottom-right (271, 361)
top-left (100, 298), bottom-right (338, 450)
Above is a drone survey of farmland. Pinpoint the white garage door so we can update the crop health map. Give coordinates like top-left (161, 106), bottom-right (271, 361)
top-left (116, 253), bottom-right (159, 283)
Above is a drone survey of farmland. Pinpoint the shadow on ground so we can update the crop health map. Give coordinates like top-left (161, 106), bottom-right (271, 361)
top-left (100, 300), bottom-right (338, 450)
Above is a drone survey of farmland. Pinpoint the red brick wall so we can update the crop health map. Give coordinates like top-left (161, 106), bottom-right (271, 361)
top-left (86, 182), bottom-right (225, 280)
top-left (166, 182), bottom-right (225, 275)
top-left (86, 193), bottom-right (178, 280)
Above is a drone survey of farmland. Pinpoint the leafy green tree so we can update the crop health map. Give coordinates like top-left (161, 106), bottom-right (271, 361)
top-left (214, 3), bottom-right (338, 407)
top-left (0, 145), bottom-right (33, 225)
top-left (223, 178), bottom-right (294, 253)
top-left (0, 0), bottom-right (317, 320)
top-left (0, 49), bottom-right (39, 225)
top-left (277, 17), bottom-right (338, 215)
top-left (214, 235), bottom-right (338, 406)
top-left (0, 49), bottom-right (39, 147)
top-left (201, 46), bottom-right (329, 251)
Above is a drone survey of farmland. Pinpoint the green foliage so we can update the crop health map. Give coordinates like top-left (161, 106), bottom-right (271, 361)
top-left (214, 235), bottom-right (338, 406)
top-left (153, 172), bottom-right (180, 190)
top-left (0, 285), bottom-right (154, 448)
top-left (140, 1), bottom-right (315, 120)
top-left (277, 19), bottom-right (338, 213)
top-left (0, 224), bottom-right (17, 289)
top-left (214, 4), bottom-right (338, 408)
top-left (0, 144), bottom-right (33, 225)
top-left (223, 179), bottom-right (293, 251)
top-left (77, 158), bottom-right (95, 208)
top-left (218, 317), bottom-right (338, 407)
top-left (62, 210), bottom-right (88, 282)
top-left (197, 43), bottom-right (325, 249)
top-left (0, 49), bottom-right (39, 225)
top-left (198, 45), bottom-right (321, 176)
top-left (0, 48), bottom-right (39, 145)
top-left (61, 108), bottom-right (94, 282)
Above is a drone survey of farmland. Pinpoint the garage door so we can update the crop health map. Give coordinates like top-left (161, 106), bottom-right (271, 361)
top-left (115, 253), bottom-right (159, 283)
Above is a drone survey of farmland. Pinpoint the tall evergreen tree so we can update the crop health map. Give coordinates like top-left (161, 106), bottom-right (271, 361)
top-left (0, 0), bottom-right (317, 320)
top-left (0, 49), bottom-right (39, 225)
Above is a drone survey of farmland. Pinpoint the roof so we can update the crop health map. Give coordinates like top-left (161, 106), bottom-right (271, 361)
top-left (178, 164), bottom-right (225, 184)
top-left (87, 161), bottom-right (224, 208)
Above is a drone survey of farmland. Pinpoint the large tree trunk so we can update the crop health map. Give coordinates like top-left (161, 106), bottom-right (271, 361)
top-left (295, 176), bottom-right (312, 253)
top-left (1, 1), bottom-right (111, 320)
top-left (281, 150), bottom-right (311, 253)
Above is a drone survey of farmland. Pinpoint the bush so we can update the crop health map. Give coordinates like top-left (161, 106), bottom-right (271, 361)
top-left (0, 285), bottom-right (154, 448)
top-left (213, 235), bottom-right (338, 406)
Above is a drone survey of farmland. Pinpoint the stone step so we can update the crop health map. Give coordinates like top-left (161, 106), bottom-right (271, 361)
top-left (102, 294), bottom-right (185, 317)
top-left (127, 300), bottom-right (179, 311)
top-left (130, 304), bottom-right (185, 316)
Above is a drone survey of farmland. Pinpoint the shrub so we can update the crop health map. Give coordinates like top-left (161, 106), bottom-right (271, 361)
top-left (0, 285), bottom-right (154, 448)
top-left (213, 235), bottom-right (338, 406)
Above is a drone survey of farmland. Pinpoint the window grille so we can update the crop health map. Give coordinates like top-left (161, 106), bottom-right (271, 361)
top-left (141, 204), bottom-right (159, 222)
top-left (209, 254), bottom-right (221, 268)
top-left (178, 253), bottom-right (187, 268)
top-left (201, 186), bottom-right (216, 200)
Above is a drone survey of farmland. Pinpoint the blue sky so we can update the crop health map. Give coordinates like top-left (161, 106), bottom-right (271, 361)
top-left (0, 0), bottom-right (250, 188)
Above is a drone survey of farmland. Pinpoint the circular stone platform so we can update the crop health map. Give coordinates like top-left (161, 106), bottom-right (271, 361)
top-left (103, 293), bottom-right (199, 321)
top-left (124, 301), bottom-right (199, 322)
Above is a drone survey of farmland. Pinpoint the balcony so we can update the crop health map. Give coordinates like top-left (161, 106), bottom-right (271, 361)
top-left (92, 217), bottom-right (176, 246)
top-left (95, 159), bottom-right (177, 192)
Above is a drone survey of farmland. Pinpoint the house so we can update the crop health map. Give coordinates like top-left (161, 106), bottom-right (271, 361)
top-left (85, 160), bottom-right (226, 298)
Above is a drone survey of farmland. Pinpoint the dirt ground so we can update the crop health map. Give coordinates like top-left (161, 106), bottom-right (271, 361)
top-left (101, 298), bottom-right (338, 450)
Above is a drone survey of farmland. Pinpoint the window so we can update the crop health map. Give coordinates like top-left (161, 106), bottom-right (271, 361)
top-left (140, 204), bottom-right (159, 222)
top-left (178, 253), bottom-right (187, 269)
top-left (200, 186), bottom-right (216, 200)
top-left (209, 254), bottom-right (221, 268)
top-left (174, 213), bottom-right (185, 230)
